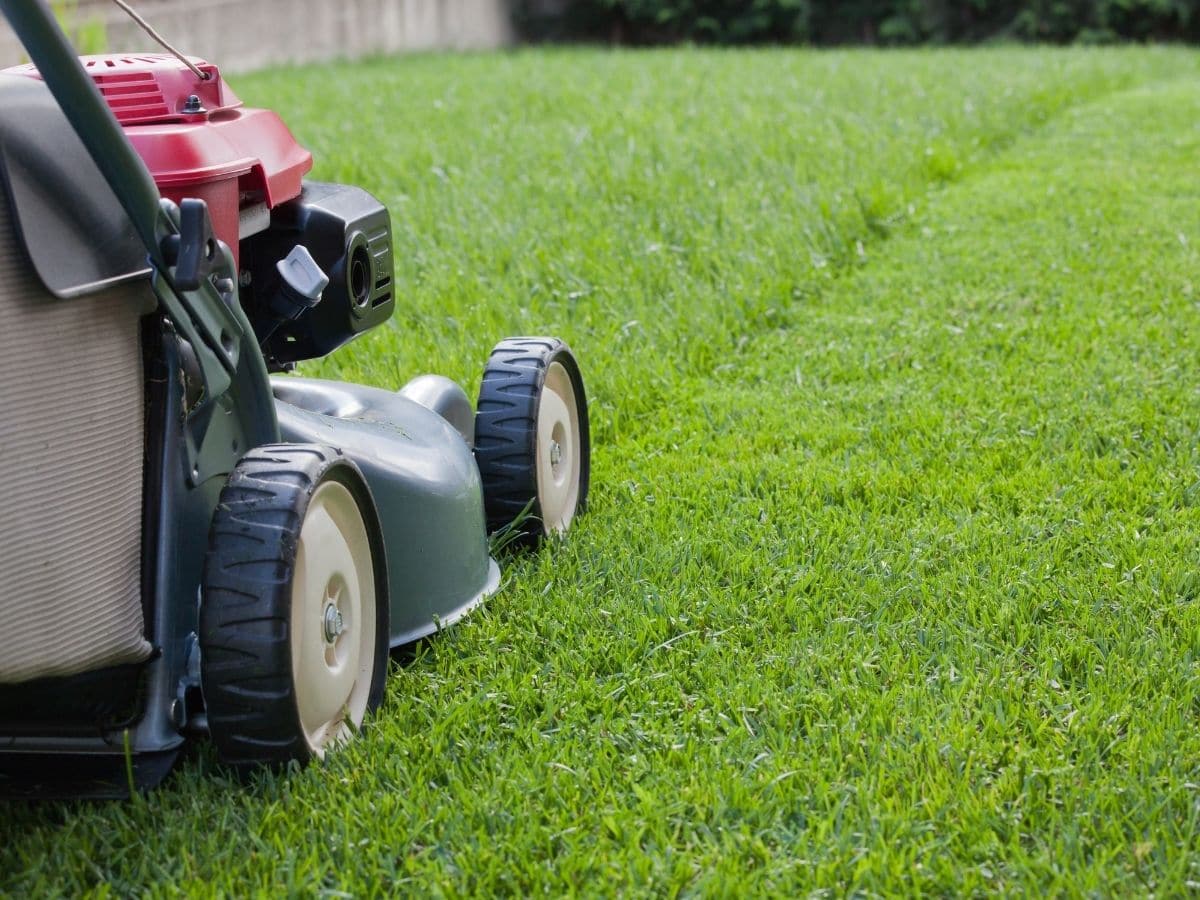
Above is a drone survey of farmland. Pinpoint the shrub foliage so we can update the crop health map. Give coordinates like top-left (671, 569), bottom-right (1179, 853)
top-left (516, 0), bottom-right (1200, 43)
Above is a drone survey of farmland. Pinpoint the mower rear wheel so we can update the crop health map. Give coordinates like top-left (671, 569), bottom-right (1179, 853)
top-left (200, 445), bottom-right (388, 771)
top-left (474, 337), bottom-right (590, 544)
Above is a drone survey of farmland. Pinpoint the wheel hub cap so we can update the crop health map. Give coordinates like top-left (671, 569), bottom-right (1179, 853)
top-left (291, 479), bottom-right (377, 757)
top-left (535, 361), bottom-right (582, 534)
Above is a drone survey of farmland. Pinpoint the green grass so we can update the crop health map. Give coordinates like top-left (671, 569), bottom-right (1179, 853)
top-left (6, 46), bottom-right (1200, 894)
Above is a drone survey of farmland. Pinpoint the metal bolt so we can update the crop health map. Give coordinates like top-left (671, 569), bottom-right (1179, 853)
top-left (549, 440), bottom-right (562, 467)
top-left (323, 603), bottom-right (344, 643)
top-left (183, 94), bottom-right (203, 114)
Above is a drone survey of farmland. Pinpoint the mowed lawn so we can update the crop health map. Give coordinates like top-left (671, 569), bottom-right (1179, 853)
top-left (6, 46), bottom-right (1200, 894)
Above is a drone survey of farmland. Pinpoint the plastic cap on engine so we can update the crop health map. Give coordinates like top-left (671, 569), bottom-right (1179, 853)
top-left (273, 245), bottom-right (329, 321)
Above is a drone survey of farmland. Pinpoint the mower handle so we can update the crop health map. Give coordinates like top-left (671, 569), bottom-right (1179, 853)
top-left (0, 0), bottom-right (167, 267)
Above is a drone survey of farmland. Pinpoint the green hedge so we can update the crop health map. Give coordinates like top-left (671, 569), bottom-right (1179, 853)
top-left (515, 0), bottom-right (1200, 43)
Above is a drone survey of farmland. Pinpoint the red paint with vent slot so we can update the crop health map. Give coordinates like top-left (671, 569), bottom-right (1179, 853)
top-left (3, 53), bottom-right (311, 267)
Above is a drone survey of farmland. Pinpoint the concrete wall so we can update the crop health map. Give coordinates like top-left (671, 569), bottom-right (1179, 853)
top-left (0, 0), bottom-right (514, 72)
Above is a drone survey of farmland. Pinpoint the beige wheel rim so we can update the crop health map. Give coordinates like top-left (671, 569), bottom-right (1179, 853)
top-left (535, 360), bottom-right (582, 533)
top-left (290, 479), bottom-right (376, 756)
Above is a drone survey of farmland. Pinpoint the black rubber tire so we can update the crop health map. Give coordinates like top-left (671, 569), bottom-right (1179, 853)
top-left (199, 444), bottom-right (388, 772)
top-left (474, 337), bottom-right (590, 544)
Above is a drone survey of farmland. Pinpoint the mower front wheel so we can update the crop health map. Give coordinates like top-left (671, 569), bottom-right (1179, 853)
top-left (474, 337), bottom-right (590, 544)
top-left (200, 445), bottom-right (388, 771)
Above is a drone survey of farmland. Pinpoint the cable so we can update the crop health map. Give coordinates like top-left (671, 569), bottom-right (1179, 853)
top-left (108, 0), bottom-right (211, 80)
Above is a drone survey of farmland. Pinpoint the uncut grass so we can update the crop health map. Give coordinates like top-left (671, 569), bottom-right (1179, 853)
top-left (246, 47), bottom-right (1188, 418)
top-left (4, 48), bottom-right (1200, 894)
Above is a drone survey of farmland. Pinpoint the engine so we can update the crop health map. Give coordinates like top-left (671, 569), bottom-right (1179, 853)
top-left (3, 53), bottom-right (396, 369)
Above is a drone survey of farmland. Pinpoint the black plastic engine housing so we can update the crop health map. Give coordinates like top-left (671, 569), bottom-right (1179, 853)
top-left (240, 180), bottom-right (394, 368)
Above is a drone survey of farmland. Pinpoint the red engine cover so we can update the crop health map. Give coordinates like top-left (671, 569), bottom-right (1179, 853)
top-left (4, 54), bottom-right (313, 267)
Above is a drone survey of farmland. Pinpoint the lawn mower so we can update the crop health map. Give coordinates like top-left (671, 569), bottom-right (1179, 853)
top-left (0, 1), bottom-right (589, 797)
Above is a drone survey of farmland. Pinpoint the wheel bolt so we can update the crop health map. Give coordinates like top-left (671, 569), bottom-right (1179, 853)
top-left (323, 603), bottom-right (344, 643)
